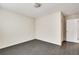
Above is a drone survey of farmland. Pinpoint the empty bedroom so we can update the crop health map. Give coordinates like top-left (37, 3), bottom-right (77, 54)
top-left (0, 3), bottom-right (79, 55)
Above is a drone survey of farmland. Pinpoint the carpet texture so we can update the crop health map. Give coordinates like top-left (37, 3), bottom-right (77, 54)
top-left (0, 39), bottom-right (79, 55)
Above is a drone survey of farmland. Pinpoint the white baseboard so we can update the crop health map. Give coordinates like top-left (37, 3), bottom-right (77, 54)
top-left (66, 40), bottom-right (79, 43)
top-left (0, 39), bottom-right (34, 49)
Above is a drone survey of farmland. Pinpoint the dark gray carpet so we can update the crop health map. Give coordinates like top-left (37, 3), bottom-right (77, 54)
top-left (0, 39), bottom-right (79, 55)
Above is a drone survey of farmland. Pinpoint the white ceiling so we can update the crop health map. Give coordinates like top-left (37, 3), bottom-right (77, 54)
top-left (0, 3), bottom-right (79, 18)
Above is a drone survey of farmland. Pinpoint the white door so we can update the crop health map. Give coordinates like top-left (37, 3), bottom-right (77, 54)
top-left (66, 19), bottom-right (77, 43)
top-left (77, 20), bottom-right (79, 42)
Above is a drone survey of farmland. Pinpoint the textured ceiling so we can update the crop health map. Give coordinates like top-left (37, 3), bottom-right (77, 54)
top-left (0, 3), bottom-right (79, 18)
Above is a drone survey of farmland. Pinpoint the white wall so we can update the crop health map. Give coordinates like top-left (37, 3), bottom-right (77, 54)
top-left (0, 9), bottom-right (65, 49)
top-left (0, 9), bottom-right (34, 49)
top-left (35, 12), bottom-right (64, 45)
top-left (61, 13), bottom-right (66, 42)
